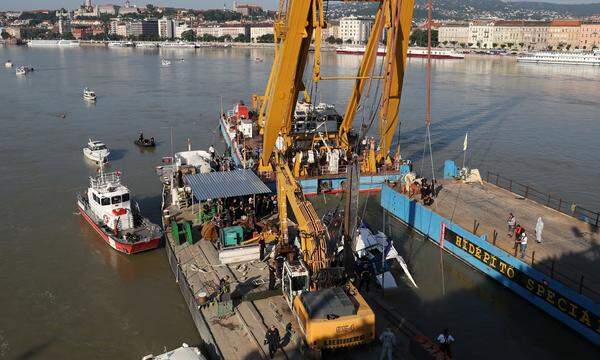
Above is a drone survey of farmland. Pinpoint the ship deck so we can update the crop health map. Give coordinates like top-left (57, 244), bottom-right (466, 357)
top-left (412, 179), bottom-right (600, 302)
top-left (164, 205), bottom-right (442, 360)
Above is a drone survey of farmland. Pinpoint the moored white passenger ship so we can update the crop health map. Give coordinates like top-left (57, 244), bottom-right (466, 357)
top-left (77, 171), bottom-right (162, 254)
top-left (517, 51), bottom-right (600, 66)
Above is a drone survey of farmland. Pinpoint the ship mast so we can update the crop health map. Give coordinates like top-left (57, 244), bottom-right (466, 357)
top-left (426, 0), bottom-right (432, 127)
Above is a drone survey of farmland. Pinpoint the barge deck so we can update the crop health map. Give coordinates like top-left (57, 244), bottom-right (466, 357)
top-left (164, 205), bottom-right (445, 359)
top-left (432, 179), bottom-right (600, 301)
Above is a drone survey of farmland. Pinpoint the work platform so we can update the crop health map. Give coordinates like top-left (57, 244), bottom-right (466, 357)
top-left (431, 180), bottom-right (599, 301)
top-left (163, 206), bottom-right (445, 360)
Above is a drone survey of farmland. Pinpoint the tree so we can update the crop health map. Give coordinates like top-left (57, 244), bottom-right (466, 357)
top-left (450, 40), bottom-right (457, 47)
top-left (234, 33), bottom-right (250, 42)
top-left (218, 34), bottom-right (232, 42)
top-left (145, 4), bottom-right (157, 17)
top-left (492, 42), bottom-right (498, 49)
top-left (257, 33), bottom-right (274, 43)
top-left (181, 29), bottom-right (196, 42)
top-left (61, 32), bottom-right (75, 40)
top-left (500, 44), bottom-right (506, 49)
top-left (199, 33), bottom-right (217, 42)
top-left (468, 42), bottom-right (473, 47)
top-left (409, 29), bottom-right (438, 47)
top-left (345, 38), bottom-right (352, 44)
top-left (566, 44), bottom-right (571, 51)
top-left (442, 40), bottom-right (448, 46)
top-left (518, 42), bottom-right (524, 48)
top-left (459, 42), bottom-right (465, 48)
top-left (1, 31), bottom-right (9, 40)
top-left (507, 42), bottom-right (514, 49)
top-left (476, 41), bottom-right (481, 48)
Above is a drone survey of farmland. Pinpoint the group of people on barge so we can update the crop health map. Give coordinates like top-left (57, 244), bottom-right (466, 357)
top-left (196, 193), bottom-right (278, 243)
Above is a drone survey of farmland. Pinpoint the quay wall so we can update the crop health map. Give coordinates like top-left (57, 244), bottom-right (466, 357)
top-left (165, 238), bottom-right (223, 360)
top-left (380, 185), bottom-right (600, 345)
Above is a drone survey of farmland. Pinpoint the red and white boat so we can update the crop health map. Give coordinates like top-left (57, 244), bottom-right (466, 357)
top-left (336, 45), bottom-right (464, 59)
top-left (77, 170), bottom-right (162, 254)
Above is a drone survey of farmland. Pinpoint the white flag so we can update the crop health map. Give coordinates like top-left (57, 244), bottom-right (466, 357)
top-left (463, 132), bottom-right (468, 151)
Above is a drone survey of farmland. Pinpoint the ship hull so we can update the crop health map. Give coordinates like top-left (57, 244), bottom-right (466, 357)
top-left (219, 116), bottom-right (401, 195)
top-left (78, 202), bottom-right (161, 254)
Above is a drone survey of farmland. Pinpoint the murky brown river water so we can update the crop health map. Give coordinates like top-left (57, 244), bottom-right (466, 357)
top-left (0, 46), bottom-right (598, 358)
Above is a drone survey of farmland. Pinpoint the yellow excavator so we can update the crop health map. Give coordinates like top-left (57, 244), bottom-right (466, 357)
top-left (253, 0), bottom-right (415, 354)
top-left (274, 160), bottom-right (374, 351)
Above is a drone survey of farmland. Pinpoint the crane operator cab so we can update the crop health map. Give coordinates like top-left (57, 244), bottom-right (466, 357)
top-left (282, 261), bottom-right (309, 309)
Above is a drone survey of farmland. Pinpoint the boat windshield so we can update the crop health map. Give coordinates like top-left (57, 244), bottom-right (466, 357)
top-left (93, 145), bottom-right (107, 150)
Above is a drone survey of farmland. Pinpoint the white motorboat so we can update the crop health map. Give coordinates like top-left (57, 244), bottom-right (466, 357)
top-left (83, 87), bottom-right (97, 101)
top-left (4, 60), bottom-right (13, 68)
top-left (161, 59), bottom-right (171, 66)
top-left (15, 66), bottom-right (27, 75)
top-left (83, 139), bottom-right (110, 164)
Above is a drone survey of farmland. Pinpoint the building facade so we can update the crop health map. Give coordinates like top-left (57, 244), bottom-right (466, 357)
top-left (492, 21), bottom-right (524, 49)
top-left (97, 4), bottom-right (119, 15)
top-left (438, 23), bottom-right (469, 46)
top-left (547, 20), bottom-right (581, 50)
top-left (468, 20), bottom-right (495, 48)
top-left (250, 26), bottom-right (273, 42)
top-left (158, 18), bottom-right (174, 39)
top-left (175, 23), bottom-right (191, 39)
top-left (322, 20), bottom-right (340, 40)
top-left (580, 22), bottom-right (600, 50)
top-left (130, 19), bottom-right (158, 38)
top-left (197, 25), bottom-right (249, 39)
top-left (339, 16), bottom-right (373, 44)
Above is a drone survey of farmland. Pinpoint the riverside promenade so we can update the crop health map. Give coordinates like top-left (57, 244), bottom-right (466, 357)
top-left (432, 177), bottom-right (600, 302)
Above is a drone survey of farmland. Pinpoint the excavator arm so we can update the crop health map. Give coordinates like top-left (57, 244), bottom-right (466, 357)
top-left (275, 161), bottom-right (330, 276)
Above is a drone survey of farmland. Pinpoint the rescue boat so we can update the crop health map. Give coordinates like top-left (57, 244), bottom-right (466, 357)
top-left (77, 170), bottom-right (162, 254)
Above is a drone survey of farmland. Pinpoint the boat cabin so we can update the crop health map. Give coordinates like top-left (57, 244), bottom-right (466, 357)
top-left (87, 140), bottom-right (107, 151)
top-left (87, 172), bottom-right (134, 232)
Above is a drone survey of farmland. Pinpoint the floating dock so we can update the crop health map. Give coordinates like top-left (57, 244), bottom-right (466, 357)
top-left (380, 175), bottom-right (600, 345)
top-left (163, 204), bottom-right (450, 359)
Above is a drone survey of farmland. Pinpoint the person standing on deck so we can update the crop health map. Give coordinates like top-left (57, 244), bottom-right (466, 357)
top-left (535, 217), bottom-right (544, 244)
top-left (507, 213), bottom-right (516, 237)
top-left (437, 328), bottom-right (455, 359)
top-left (379, 328), bottom-right (396, 360)
top-left (264, 325), bottom-right (280, 358)
top-left (514, 224), bottom-right (523, 250)
top-left (268, 260), bottom-right (276, 290)
top-left (520, 231), bottom-right (529, 259)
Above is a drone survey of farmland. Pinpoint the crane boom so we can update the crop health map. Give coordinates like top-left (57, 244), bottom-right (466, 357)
top-left (377, 0), bottom-right (414, 159)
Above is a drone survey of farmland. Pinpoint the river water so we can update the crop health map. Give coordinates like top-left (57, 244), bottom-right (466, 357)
top-left (0, 45), bottom-right (598, 359)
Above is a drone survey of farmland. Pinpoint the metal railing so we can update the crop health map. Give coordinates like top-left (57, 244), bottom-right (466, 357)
top-left (486, 171), bottom-right (600, 228)
top-left (483, 171), bottom-right (600, 301)
top-left (486, 229), bottom-right (600, 302)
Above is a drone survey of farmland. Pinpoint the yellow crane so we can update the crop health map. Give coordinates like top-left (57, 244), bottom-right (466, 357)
top-left (253, 0), bottom-right (415, 353)
top-left (256, 0), bottom-right (414, 173)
